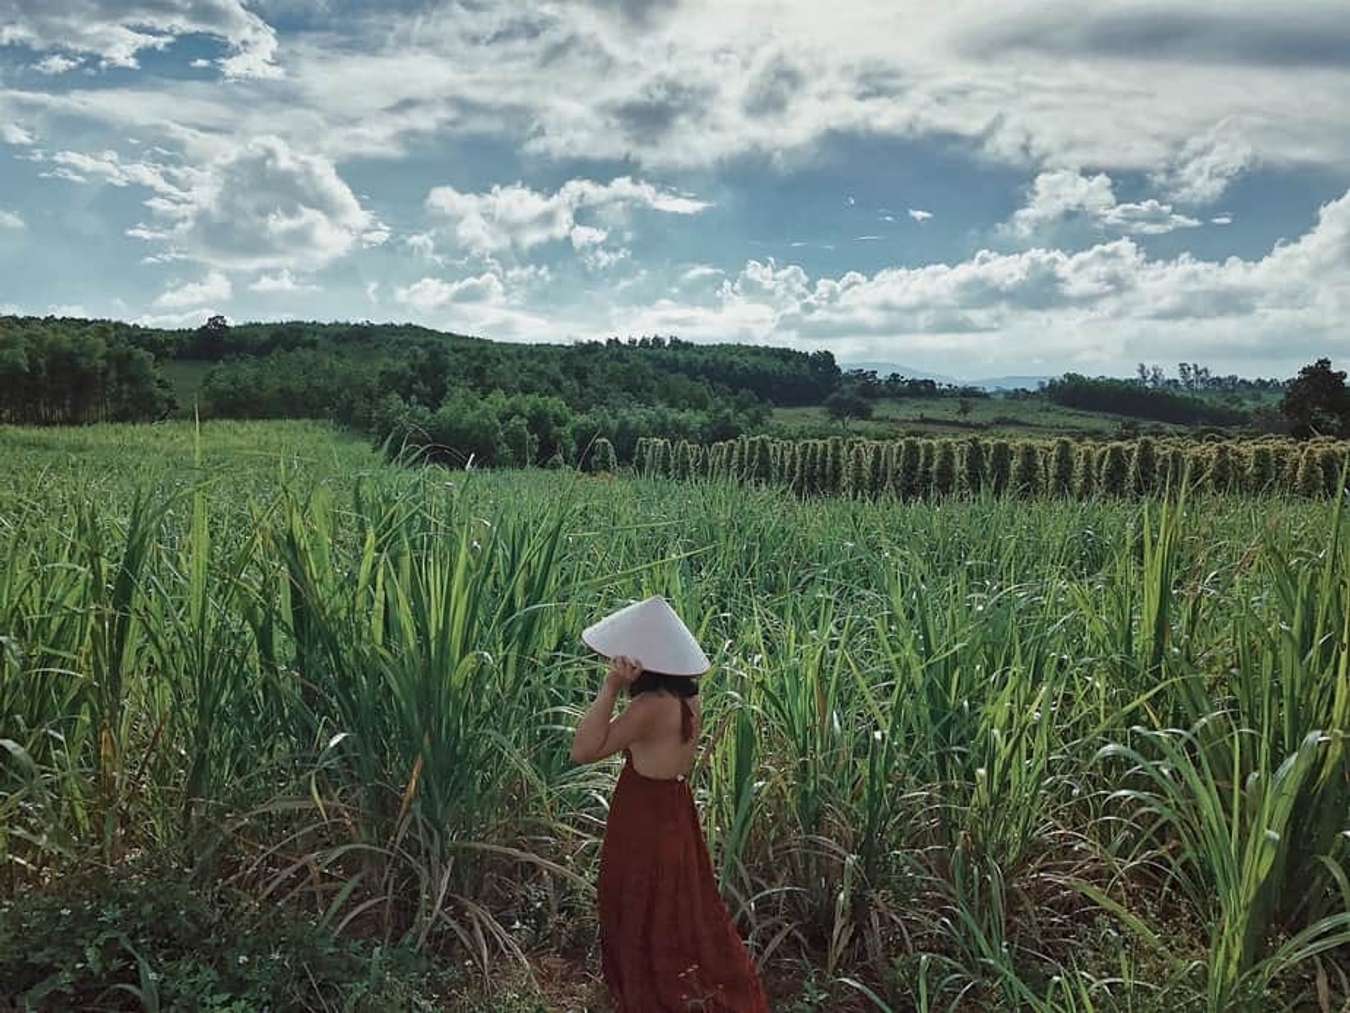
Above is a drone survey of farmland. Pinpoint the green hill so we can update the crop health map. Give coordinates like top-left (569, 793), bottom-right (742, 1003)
top-left (0, 313), bottom-right (1290, 461)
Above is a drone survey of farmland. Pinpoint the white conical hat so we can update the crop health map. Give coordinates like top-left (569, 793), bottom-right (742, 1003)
top-left (581, 596), bottom-right (711, 677)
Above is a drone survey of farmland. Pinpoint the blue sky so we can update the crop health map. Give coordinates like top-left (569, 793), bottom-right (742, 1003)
top-left (2, 1), bottom-right (1350, 378)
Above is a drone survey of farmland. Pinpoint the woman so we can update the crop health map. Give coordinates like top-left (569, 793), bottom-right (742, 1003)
top-left (570, 596), bottom-right (769, 1013)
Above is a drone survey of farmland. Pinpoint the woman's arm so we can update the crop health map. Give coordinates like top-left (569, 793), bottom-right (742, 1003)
top-left (570, 656), bottom-right (653, 764)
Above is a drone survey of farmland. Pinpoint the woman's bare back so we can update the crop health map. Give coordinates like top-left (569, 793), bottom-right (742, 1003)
top-left (626, 691), bottom-right (700, 780)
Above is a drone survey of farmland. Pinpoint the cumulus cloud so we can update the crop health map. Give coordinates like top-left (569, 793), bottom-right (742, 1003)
top-left (617, 188), bottom-right (1350, 372)
top-left (394, 273), bottom-right (507, 311)
top-left (248, 269), bottom-right (319, 293)
top-left (0, 209), bottom-right (25, 229)
top-left (33, 54), bottom-right (82, 75)
top-left (1, 0), bottom-right (281, 79)
top-left (908, 209), bottom-right (934, 222)
top-left (1004, 169), bottom-right (1201, 238)
top-left (155, 270), bottom-right (232, 307)
top-left (1150, 121), bottom-right (1254, 205)
top-left (106, 136), bottom-right (388, 271)
top-left (425, 175), bottom-right (709, 258)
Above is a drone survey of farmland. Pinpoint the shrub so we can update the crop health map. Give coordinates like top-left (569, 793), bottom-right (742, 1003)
top-left (0, 871), bottom-right (440, 1012)
top-left (500, 414), bottom-right (537, 468)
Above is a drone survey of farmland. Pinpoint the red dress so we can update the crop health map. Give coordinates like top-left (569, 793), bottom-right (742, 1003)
top-left (598, 699), bottom-right (769, 1012)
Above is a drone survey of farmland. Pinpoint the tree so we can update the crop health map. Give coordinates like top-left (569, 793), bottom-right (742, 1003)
top-left (956, 398), bottom-right (974, 420)
top-left (1280, 358), bottom-right (1349, 438)
top-left (194, 314), bottom-right (231, 359)
top-left (824, 387), bottom-right (872, 423)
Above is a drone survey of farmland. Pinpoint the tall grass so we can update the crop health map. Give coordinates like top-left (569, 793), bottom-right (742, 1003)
top-left (1, 421), bottom-right (1347, 1010)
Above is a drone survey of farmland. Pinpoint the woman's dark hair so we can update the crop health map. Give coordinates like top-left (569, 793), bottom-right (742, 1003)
top-left (628, 671), bottom-right (699, 699)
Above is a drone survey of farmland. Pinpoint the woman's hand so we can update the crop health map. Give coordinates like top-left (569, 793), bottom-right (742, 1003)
top-left (605, 655), bottom-right (642, 691)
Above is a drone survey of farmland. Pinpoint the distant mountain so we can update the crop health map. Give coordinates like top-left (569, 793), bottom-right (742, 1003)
top-left (840, 360), bottom-right (1051, 391)
top-left (970, 375), bottom-right (1052, 391)
top-left (840, 360), bottom-right (956, 383)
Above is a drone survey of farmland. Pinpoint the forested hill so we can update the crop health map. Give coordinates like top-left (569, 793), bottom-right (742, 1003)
top-left (0, 313), bottom-right (840, 426)
top-left (1, 314), bottom-right (1326, 467)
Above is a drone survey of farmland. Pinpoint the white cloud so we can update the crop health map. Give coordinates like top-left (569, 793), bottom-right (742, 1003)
top-left (2, 0), bottom-right (281, 79)
top-left (855, 234), bottom-right (881, 241)
top-left (33, 54), bottom-right (82, 75)
top-left (394, 273), bottom-right (506, 311)
top-left (681, 264), bottom-right (723, 283)
top-left (1151, 120), bottom-right (1254, 205)
top-left (425, 176), bottom-right (710, 257)
top-left (569, 224), bottom-right (609, 249)
top-left (155, 270), bottom-right (232, 307)
top-left (7, 0), bottom-right (1349, 190)
top-left (403, 231), bottom-right (443, 264)
top-left (0, 209), bottom-right (24, 230)
top-left (580, 244), bottom-right (630, 271)
top-left (134, 308), bottom-right (228, 328)
top-left (616, 188), bottom-right (1350, 373)
top-left (908, 209), bottom-right (934, 222)
top-left (1098, 199), bottom-right (1202, 236)
top-left (2, 123), bottom-right (36, 145)
top-left (40, 148), bottom-right (197, 195)
top-left (115, 135), bottom-right (387, 271)
top-left (248, 269), bottom-right (318, 293)
top-left (1004, 169), bottom-right (1202, 239)
top-left (1211, 215), bottom-right (1233, 225)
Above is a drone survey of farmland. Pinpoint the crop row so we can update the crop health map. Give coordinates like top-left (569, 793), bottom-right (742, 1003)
top-left (627, 434), bottom-right (1350, 498)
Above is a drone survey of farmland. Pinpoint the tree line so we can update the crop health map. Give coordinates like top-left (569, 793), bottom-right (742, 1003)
top-left (0, 317), bottom-right (175, 424)
top-left (6, 314), bottom-right (1349, 454)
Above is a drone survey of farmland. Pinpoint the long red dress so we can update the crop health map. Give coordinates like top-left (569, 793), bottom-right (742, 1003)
top-left (598, 699), bottom-right (769, 1012)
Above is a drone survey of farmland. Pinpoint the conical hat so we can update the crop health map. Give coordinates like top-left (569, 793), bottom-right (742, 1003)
top-left (581, 596), bottom-right (711, 677)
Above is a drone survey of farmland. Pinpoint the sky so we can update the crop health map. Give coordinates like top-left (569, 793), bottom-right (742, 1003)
top-left (2, 1), bottom-right (1350, 379)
